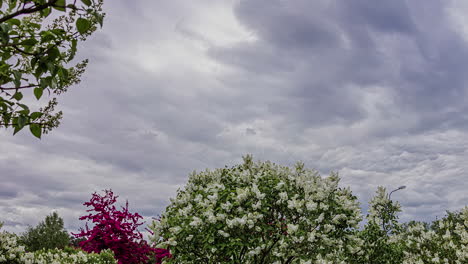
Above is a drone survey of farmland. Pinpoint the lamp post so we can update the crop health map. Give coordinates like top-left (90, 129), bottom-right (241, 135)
top-left (389, 185), bottom-right (406, 200)
top-left (381, 186), bottom-right (406, 234)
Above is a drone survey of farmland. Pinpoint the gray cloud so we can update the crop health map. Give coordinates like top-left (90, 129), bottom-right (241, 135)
top-left (1, 0), bottom-right (467, 234)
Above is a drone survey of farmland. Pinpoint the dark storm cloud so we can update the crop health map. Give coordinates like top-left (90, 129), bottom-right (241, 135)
top-left (339, 0), bottom-right (416, 34)
top-left (208, 0), bottom-right (468, 138)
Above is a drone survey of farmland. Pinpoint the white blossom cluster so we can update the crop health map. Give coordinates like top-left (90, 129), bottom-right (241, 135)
top-left (401, 206), bottom-right (468, 264)
top-left (149, 156), bottom-right (363, 263)
top-left (355, 187), bottom-right (467, 264)
top-left (0, 230), bottom-right (116, 264)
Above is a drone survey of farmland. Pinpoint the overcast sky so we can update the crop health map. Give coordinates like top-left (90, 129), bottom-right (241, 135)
top-left (2, 0), bottom-right (468, 235)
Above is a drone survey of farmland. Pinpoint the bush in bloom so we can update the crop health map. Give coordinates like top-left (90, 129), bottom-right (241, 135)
top-left (2, 157), bottom-right (466, 264)
top-left (0, 229), bottom-right (116, 264)
top-left (353, 188), bottom-right (467, 264)
top-left (401, 207), bottom-right (468, 264)
top-left (74, 189), bottom-right (171, 264)
top-left (149, 155), bottom-right (363, 263)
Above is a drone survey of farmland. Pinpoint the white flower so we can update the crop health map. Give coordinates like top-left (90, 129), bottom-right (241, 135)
top-left (221, 201), bottom-right (232, 211)
top-left (216, 213), bottom-right (226, 221)
top-left (276, 181), bottom-right (285, 189)
top-left (236, 188), bottom-right (249, 202)
top-left (306, 201), bottom-right (317, 211)
top-left (317, 213), bottom-right (325, 223)
top-left (279, 192), bottom-right (288, 200)
top-left (247, 246), bottom-right (262, 256)
top-left (167, 237), bottom-right (178, 246)
top-left (169, 226), bottom-right (181, 234)
top-left (190, 216), bottom-right (203, 227)
top-left (208, 193), bottom-right (218, 201)
top-left (288, 224), bottom-right (299, 234)
top-left (218, 230), bottom-right (230, 237)
top-left (194, 194), bottom-right (203, 203)
top-left (252, 201), bottom-right (262, 210)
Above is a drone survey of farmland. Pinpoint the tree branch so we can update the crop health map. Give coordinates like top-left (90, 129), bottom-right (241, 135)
top-left (0, 0), bottom-right (60, 24)
top-left (12, 44), bottom-right (37, 55)
top-left (259, 236), bottom-right (281, 263)
top-left (0, 84), bottom-right (38, 91)
top-left (285, 256), bottom-right (295, 264)
top-left (0, 121), bottom-right (45, 126)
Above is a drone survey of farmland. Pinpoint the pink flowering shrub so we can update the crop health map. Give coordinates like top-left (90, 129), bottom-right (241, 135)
top-left (74, 189), bottom-right (171, 264)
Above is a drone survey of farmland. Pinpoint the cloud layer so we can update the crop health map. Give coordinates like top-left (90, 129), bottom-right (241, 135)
top-left (1, 0), bottom-right (468, 234)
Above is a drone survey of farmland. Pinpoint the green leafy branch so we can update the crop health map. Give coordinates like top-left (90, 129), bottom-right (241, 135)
top-left (0, 0), bottom-right (104, 138)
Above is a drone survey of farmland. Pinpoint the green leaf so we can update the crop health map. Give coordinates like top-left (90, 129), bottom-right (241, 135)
top-left (46, 61), bottom-right (55, 72)
top-left (47, 63), bottom-right (57, 77)
top-left (50, 29), bottom-right (66, 35)
top-left (12, 70), bottom-right (21, 87)
top-left (81, 0), bottom-right (92, 6)
top-left (17, 103), bottom-right (29, 112)
top-left (29, 123), bottom-right (42, 139)
top-left (34, 87), bottom-right (43, 100)
top-left (69, 39), bottom-right (77, 61)
top-left (41, 7), bottom-right (52, 17)
top-left (8, 19), bottom-right (21, 27)
top-left (62, 68), bottom-right (69, 80)
top-left (50, 78), bottom-right (57, 89)
top-left (53, 0), bottom-right (66, 12)
top-left (94, 13), bottom-right (104, 27)
top-left (8, 0), bottom-right (17, 11)
top-left (2, 112), bottom-right (11, 126)
top-left (47, 46), bottom-right (61, 61)
top-left (30, 112), bottom-right (43, 120)
top-left (76, 18), bottom-right (90, 35)
top-left (12, 92), bottom-right (23, 100)
top-left (17, 115), bottom-right (27, 129)
top-left (21, 38), bottom-right (38, 46)
top-left (30, 23), bottom-right (41, 29)
top-left (0, 23), bottom-right (12, 34)
top-left (13, 125), bottom-right (23, 135)
top-left (18, 109), bottom-right (29, 115)
top-left (41, 32), bottom-right (55, 43)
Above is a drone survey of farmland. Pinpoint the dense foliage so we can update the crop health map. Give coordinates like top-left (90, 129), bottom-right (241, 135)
top-left (74, 190), bottom-right (171, 264)
top-left (0, 227), bottom-right (116, 263)
top-left (400, 209), bottom-right (468, 263)
top-left (19, 211), bottom-right (70, 252)
top-left (151, 156), bottom-right (468, 264)
top-left (1, 157), bottom-right (466, 263)
top-left (0, 0), bottom-right (105, 138)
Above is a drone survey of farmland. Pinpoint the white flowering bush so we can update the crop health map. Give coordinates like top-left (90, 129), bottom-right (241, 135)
top-left (401, 206), bottom-right (468, 264)
top-left (0, 228), bottom-right (116, 264)
top-left (2, 156), bottom-right (466, 264)
top-left (149, 155), bottom-right (363, 263)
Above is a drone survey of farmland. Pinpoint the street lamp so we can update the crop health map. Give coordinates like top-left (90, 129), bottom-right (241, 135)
top-left (389, 185), bottom-right (406, 200)
top-left (381, 185), bottom-right (407, 233)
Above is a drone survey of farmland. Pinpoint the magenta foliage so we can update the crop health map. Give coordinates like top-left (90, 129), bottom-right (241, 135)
top-left (73, 189), bottom-right (171, 264)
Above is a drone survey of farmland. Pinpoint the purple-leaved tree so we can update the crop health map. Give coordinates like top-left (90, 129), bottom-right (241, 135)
top-left (74, 189), bottom-right (171, 264)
